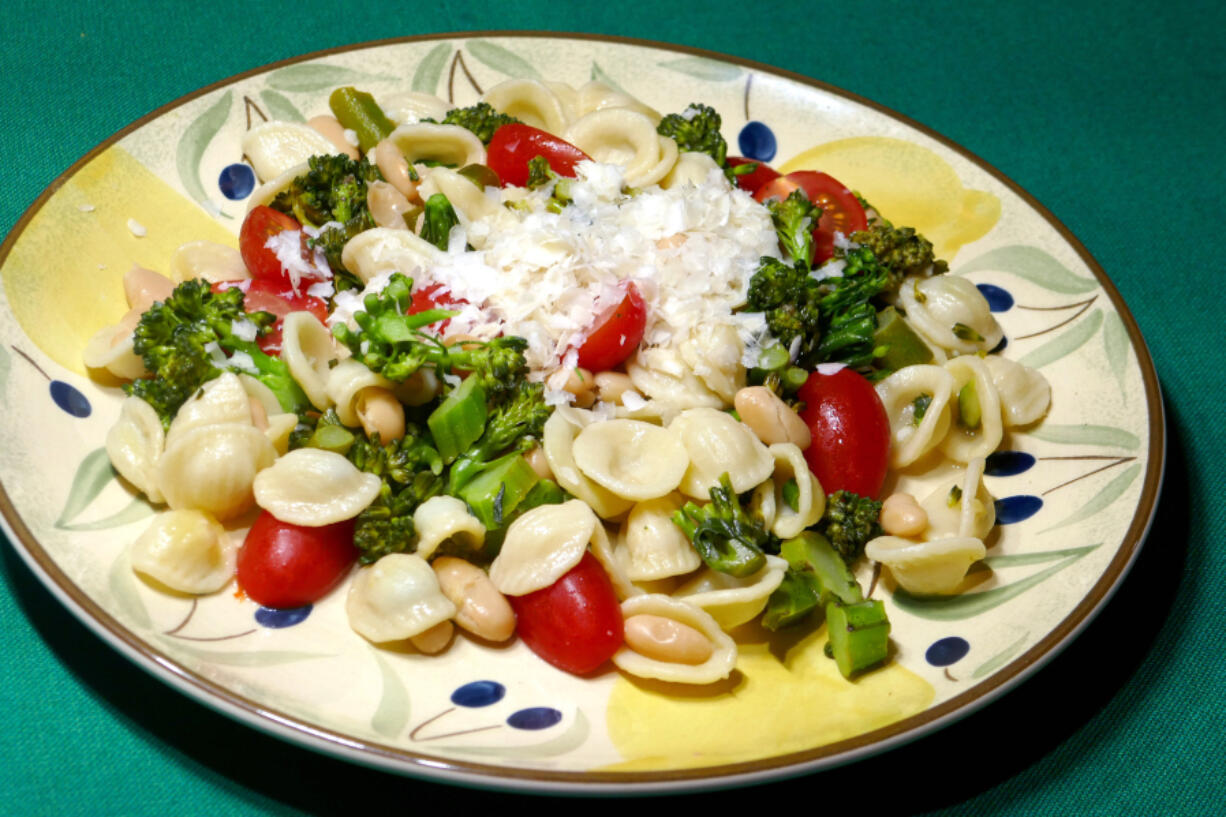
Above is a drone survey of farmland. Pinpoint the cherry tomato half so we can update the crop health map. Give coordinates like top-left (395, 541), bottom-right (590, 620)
top-left (508, 551), bottom-right (624, 675)
top-left (574, 282), bottom-right (647, 372)
top-left (797, 367), bottom-right (891, 499)
top-left (408, 282), bottom-right (468, 334)
top-left (239, 205), bottom-right (308, 285)
top-left (487, 124), bottom-right (591, 188)
top-left (236, 511), bottom-right (358, 609)
top-left (214, 279), bottom-right (329, 355)
top-left (726, 156), bottom-right (781, 196)
top-left (754, 171), bottom-right (868, 265)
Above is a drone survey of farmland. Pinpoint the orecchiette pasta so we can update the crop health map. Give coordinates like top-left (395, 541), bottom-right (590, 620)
top-left (339, 227), bottom-right (445, 285)
top-left (940, 355), bottom-right (1004, 463)
top-left (677, 323), bottom-right (744, 404)
top-left (378, 90), bottom-right (451, 125)
top-left (898, 274), bottom-right (1004, 355)
top-left (982, 354), bottom-right (1052, 427)
top-left (82, 322), bottom-right (147, 380)
top-left (864, 535), bottom-right (986, 595)
top-left (385, 122), bottom-right (486, 171)
top-left (279, 311), bottom-right (338, 411)
top-left (130, 509), bottom-right (235, 594)
top-left (575, 80), bottom-right (661, 122)
top-left (252, 448), bottom-right (381, 526)
top-left (325, 358), bottom-right (397, 428)
top-left (760, 443), bottom-right (825, 540)
top-left (612, 594), bottom-right (737, 684)
top-left (482, 79), bottom-right (570, 135)
top-left (668, 407), bottom-right (774, 498)
top-left (167, 240), bottom-right (248, 284)
top-left (242, 121), bottom-right (337, 182)
top-left (571, 418), bottom-right (689, 501)
top-left (106, 396), bottom-right (166, 503)
top-left (618, 493), bottom-right (702, 582)
top-left (413, 495), bottom-right (485, 561)
top-left (564, 108), bottom-right (678, 188)
top-left (166, 373), bottom-right (253, 445)
top-left (659, 151), bottom-right (722, 190)
top-left (541, 409), bottom-right (634, 519)
top-left (673, 554), bottom-right (789, 630)
top-left (157, 423), bottom-right (276, 521)
top-left (921, 457), bottom-right (995, 541)
top-left (346, 553), bottom-right (457, 643)
top-left (488, 499), bottom-right (599, 596)
top-left (416, 165), bottom-right (498, 224)
top-left (875, 363), bottom-right (957, 468)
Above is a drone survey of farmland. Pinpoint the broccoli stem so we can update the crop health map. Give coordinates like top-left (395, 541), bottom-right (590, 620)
top-left (427, 374), bottom-right (488, 463)
top-left (456, 453), bottom-right (540, 530)
top-left (825, 600), bottom-right (890, 678)
top-left (329, 87), bottom-right (395, 153)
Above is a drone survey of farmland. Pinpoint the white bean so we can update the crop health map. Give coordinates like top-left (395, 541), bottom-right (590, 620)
top-left (409, 620), bottom-right (454, 654)
top-left (562, 367), bottom-right (596, 408)
top-left (623, 613), bottom-right (713, 665)
top-left (374, 138), bottom-right (419, 201)
top-left (306, 115), bottom-right (360, 160)
top-left (594, 371), bottom-right (635, 405)
top-left (356, 387), bottom-right (405, 442)
top-left (432, 557), bottom-right (516, 642)
top-left (733, 386), bottom-right (811, 449)
top-left (880, 492), bottom-right (928, 538)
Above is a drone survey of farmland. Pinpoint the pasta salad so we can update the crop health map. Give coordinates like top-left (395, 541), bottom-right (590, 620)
top-left (84, 77), bottom-right (1051, 685)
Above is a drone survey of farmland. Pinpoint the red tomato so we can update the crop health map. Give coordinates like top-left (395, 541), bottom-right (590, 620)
top-left (726, 156), bottom-right (781, 195)
top-left (574, 283), bottom-right (647, 372)
top-left (508, 551), bottom-right (623, 675)
top-left (215, 280), bottom-right (329, 355)
top-left (407, 281), bottom-right (468, 333)
top-left (487, 124), bottom-right (591, 187)
top-left (754, 171), bottom-right (868, 265)
top-left (797, 367), bottom-right (891, 499)
top-left (237, 512), bottom-right (357, 609)
top-left (239, 205), bottom-right (307, 284)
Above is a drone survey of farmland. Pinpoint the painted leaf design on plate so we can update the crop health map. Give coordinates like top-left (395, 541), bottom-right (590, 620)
top-left (891, 544), bottom-right (1099, 620)
top-left (266, 63), bottom-right (395, 92)
top-left (1041, 463), bottom-right (1141, 533)
top-left (59, 496), bottom-right (154, 532)
top-left (656, 56), bottom-right (743, 82)
top-left (108, 549), bottom-right (152, 629)
top-left (370, 648), bottom-right (411, 737)
top-left (175, 90), bottom-right (232, 205)
top-left (1028, 423), bottom-right (1140, 449)
top-left (258, 89), bottom-right (305, 123)
top-left (1102, 310), bottom-right (1131, 393)
top-left (0, 344), bottom-right (10, 392)
top-left (162, 641), bottom-right (333, 666)
top-left (590, 62), bottom-right (629, 95)
top-left (955, 245), bottom-right (1098, 294)
top-left (412, 42), bottom-right (451, 93)
top-left (56, 447), bottom-right (116, 528)
top-left (1017, 308), bottom-right (1103, 369)
top-left (971, 632), bottom-right (1029, 679)
top-left (465, 40), bottom-right (541, 80)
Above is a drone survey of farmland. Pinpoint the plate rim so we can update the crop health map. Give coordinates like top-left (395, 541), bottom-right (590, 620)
top-left (0, 30), bottom-right (1166, 794)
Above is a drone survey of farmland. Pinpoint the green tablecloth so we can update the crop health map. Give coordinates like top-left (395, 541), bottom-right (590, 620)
top-left (2, 1), bottom-right (1222, 813)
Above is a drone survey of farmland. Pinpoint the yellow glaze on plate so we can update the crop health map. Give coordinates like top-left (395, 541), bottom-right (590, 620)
top-left (780, 136), bottom-right (1000, 261)
top-left (2, 145), bottom-right (237, 375)
top-left (602, 625), bottom-right (934, 771)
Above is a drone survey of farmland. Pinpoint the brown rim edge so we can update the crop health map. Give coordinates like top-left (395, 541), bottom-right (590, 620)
top-left (0, 30), bottom-right (1165, 794)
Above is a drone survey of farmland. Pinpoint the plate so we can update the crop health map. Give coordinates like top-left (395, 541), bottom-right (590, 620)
top-left (0, 33), bottom-right (1163, 794)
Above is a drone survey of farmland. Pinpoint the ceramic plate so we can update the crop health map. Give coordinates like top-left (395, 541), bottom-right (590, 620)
top-left (0, 33), bottom-right (1163, 794)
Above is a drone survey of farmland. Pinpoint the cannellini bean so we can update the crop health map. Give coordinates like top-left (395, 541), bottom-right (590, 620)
top-left (123, 266), bottom-right (175, 311)
top-left (432, 557), bottom-right (516, 642)
top-left (733, 386), bottom-right (811, 449)
top-left (356, 387), bottom-right (405, 442)
top-left (594, 371), bottom-right (634, 405)
top-left (880, 492), bottom-right (928, 538)
top-left (409, 620), bottom-right (454, 654)
top-left (248, 396), bottom-right (269, 432)
top-left (366, 180), bottom-right (416, 230)
top-left (307, 115), bottom-right (360, 159)
top-left (374, 138), bottom-right (419, 201)
top-left (623, 613), bottom-right (714, 665)
top-left (562, 367), bottom-right (596, 408)
top-left (524, 445), bottom-right (553, 481)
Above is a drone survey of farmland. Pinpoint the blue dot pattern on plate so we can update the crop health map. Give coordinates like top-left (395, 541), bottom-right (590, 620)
top-left (737, 121), bottom-right (777, 162)
top-left (255, 605), bottom-right (312, 628)
top-left (218, 163), bottom-right (256, 200)
top-left (985, 451), bottom-right (1036, 477)
top-left (506, 707), bottom-right (563, 730)
top-left (995, 495), bottom-right (1043, 524)
top-left (50, 381), bottom-right (91, 417)
top-left (976, 283), bottom-right (1014, 312)
top-left (451, 680), bottom-right (506, 708)
top-left (926, 637), bottom-right (970, 666)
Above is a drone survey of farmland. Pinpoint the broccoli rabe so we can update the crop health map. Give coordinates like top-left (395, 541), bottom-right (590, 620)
top-left (447, 381), bottom-right (551, 494)
top-left (434, 101), bottom-right (520, 145)
top-left (672, 473), bottom-right (777, 577)
top-left (420, 193), bottom-right (460, 251)
top-left (126, 279), bottom-right (311, 427)
top-left (816, 490), bottom-right (884, 564)
top-left (848, 220), bottom-right (948, 288)
top-left (657, 103), bottom-right (729, 168)
top-left (767, 189), bottom-right (820, 267)
top-left (269, 154), bottom-right (382, 271)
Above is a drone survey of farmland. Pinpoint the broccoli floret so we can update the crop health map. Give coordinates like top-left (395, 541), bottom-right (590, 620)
top-left (849, 221), bottom-right (948, 288)
top-left (767, 189), bottom-right (820, 267)
top-left (816, 490), bottom-right (883, 564)
top-left (657, 103), bottom-right (729, 170)
top-left (125, 279), bottom-right (310, 427)
top-left (420, 193), bottom-right (460, 251)
top-left (447, 381), bottom-right (551, 493)
top-left (332, 273), bottom-right (528, 395)
top-left (436, 102), bottom-right (520, 145)
top-left (269, 154), bottom-right (382, 271)
top-left (672, 473), bottom-right (777, 577)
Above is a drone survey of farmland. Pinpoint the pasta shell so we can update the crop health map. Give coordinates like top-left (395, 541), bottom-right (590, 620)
top-left (626, 347), bottom-right (724, 415)
top-left (575, 80), bottom-right (661, 122)
top-left (898, 275), bottom-right (1004, 355)
top-left (586, 518), bottom-right (639, 601)
top-left (386, 122), bottom-right (486, 169)
top-left (83, 323), bottom-right (147, 380)
top-left (571, 419), bottom-right (689, 501)
top-left (157, 423), bottom-right (276, 521)
top-left (677, 323), bottom-right (744, 403)
top-left (564, 109), bottom-right (678, 187)
top-left (416, 166), bottom-right (498, 223)
top-left (612, 594), bottom-right (737, 684)
top-left (488, 499), bottom-right (598, 596)
top-left (865, 535), bottom-right (986, 595)
top-left (668, 407), bottom-right (774, 498)
top-left (263, 413), bottom-right (299, 456)
top-left (241, 121), bottom-right (337, 182)
top-left (279, 311), bottom-right (338, 411)
top-left (983, 355), bottom-right (1052, 427)
top-left (253, 448), bottom-right (381, 526)
top-left (247, 161), bottom-right (308, 210)
top-left (875, 364), bottom-right (956, 468)
top-left (130, 509), bottom-right (236, 594)
top-left (941, 355), bottom-right (1004, 463)
top-left (168, 240), bottom-right (247, 284)
top-left (346, 553), bottom-right (458, 643)
top-left (339, 227), bottom-right (445, 285)
top-left (379, 91), bottom-right (451, 125)
top-left (325, 358), bottom-right (396, 427)
top-left (541, 409), bottom-right (634, 519)
top-left (106, 396), bottom-right (166, 504)
top-left (763, 443), bottom-right (826, 540)
top-left (482, 79), bottom-right (570, 135)
top-left (921, 457), bottom-right (996, 540)
top-left (412, 495), bottom-right (485, 561)
top-left (660, 151), bottom-right (723, 190)
top-left (618, 494), bottom-right (702, 582)
top-left (166, 372), bottom-right (252, 447)
top-left (673, 554), bottom-right (788, 630)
